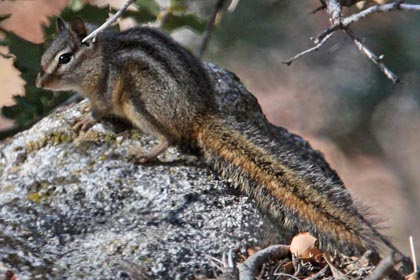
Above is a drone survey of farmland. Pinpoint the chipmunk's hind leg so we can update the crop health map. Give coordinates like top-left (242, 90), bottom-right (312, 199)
top-left (122, 101), bottom-right (171, 163)
top-left (127, 137), bottom-right (169, 163)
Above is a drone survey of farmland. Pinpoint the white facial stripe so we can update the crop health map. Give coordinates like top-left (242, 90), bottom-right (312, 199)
top-left (73, 50), bottom-right (83, 65)
top-left (47, 47), bottom-right (73, 74)
top-left (46, 58), bottom-right (58, 74)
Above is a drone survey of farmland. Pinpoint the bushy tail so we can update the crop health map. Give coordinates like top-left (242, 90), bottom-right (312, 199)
top-left (197, 117), bottom-right (397, 256)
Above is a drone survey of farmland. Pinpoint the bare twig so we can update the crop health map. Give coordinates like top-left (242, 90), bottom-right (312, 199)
top-left (410, 236), bottom-right (418, 273)
top-left (343, 1), bottom-right (420, 26)
top-left (286, 0), bottom-right (420, 83)
top-left (313, 25), bottom-right (340, 44)
top-left (325, 0), bottom-right (342, 24)
top-left (287, 0), bottom-right (343, 63)
top-left (365, 252), bottom-right (403, 280)
top-left (197, 0), bottom-right (226, 58)
top-left (310, 5), bottom-right (326, 15)
top-left (274, 273), bottom-right (300, 280)
top-left (82, 0), bottom-right (135, 43)
top-left (312, 0), bottom-right (342, 44)
top-left (207, 250), bottom-right (238, 280)
top-left (237, 244), bottom-right (290, 280)
top-left (227, 0), bottom-right (240, 12)
top-left (315, 1), bottom-right (420, 43)
top-left (307, 265), bottom-right (329, 280)
top-left (345, 29), bottom-right (399, 83)
top-left (324, 252), bottom-right (347, 279)
top-left (283, 32), bottom-right (334, 65)
top-left (158, 11), bottom-right (170, 29)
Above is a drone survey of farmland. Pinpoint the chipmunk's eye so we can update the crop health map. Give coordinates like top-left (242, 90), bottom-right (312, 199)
top-left (58, 53), bottom-right (73, 65)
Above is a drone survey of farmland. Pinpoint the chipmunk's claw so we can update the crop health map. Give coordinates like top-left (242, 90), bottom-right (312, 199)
top-left (127, 139), bottom-right (169, 164)
top-left (127, 145), bottom-right (156, 163)
top-left (72, 114), bottom-right (96, 132)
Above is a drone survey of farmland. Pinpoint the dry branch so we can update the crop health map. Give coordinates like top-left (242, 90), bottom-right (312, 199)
top-left (286, 0), bottom-right (420, 83)
top-left (82, 0), bottom-right (135, 43)
top-left (197, 0), bottom-right (226, 58)
top-left (325, 0), bottom-right (342, 24)
top-left (365, 252), bottom-right (404, 280)
top-left (283, 32), bottom-right (334, 65)
top-left (343, 2), bottom-right (420, 26)
top-left (345, 29), bottom-right (399, 83)
top-left (410, 236), bottom-right (418, 273)
top-left (237, 244), bottom-right (290, 280)
top-left (315, 1), bottom-right (420, 43)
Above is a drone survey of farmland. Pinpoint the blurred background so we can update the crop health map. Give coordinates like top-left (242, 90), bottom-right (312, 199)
top-left (0, 0), bottom-right (419, 255)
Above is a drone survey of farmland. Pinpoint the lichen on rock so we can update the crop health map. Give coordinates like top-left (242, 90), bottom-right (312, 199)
top-left (0, 63), bottom-right (285, 279)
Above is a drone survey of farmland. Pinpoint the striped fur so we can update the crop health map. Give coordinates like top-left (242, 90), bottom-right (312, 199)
top-left (198, 118), bottom-right (386, 255)
top-left (37, 18), bottom-right (400, 256)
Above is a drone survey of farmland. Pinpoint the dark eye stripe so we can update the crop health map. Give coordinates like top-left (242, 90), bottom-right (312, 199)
top-left (58, 53), bottom-right (73, 65)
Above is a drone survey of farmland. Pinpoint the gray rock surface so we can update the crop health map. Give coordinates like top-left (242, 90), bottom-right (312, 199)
top-left (0, 63), bottom-right (287, 279)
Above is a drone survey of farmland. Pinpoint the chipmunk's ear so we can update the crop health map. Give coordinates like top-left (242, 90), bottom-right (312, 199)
top-left (70, 17), bottom-right (87, 40)
top-left (56, 17), bottom-right (67, 33)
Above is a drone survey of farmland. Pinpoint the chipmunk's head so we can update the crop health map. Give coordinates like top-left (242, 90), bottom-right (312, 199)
top-left (36, 17), bottom-right (96, 91)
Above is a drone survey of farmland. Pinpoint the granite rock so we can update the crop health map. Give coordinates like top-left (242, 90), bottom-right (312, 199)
top-left (0, 63), bottom-right (285, 279)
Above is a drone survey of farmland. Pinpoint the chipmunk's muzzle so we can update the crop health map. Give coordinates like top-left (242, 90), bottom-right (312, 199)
top-left (36, 70), bottom-right (61, 90)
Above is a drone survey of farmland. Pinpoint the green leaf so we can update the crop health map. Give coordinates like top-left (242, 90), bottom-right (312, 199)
top-left (125, 10), bottom-right (157, 24)
top-left (60, 4), bottom-right (109, 23)
top-left (5, 31), bottom-right (44, 84)
top-left (14, 95), bottom-right (39, 114)
top-left (15, 110), bottom-right (35, 126)
top-left (69, 0), bottom-right (85, 12)
top-left (1, 104), bottom-right (22, 120)
top-left (135, 0), bottom-right (160, 17)
top-left (170, 0), bottom-right (187, 13)
top-left (0, 38), bottom-right (9, 46)
top-left (162, 13), bottom-right (207, 33)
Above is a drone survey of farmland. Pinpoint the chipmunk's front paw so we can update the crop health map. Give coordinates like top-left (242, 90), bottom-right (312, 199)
top-left (79, 102), bottom-right (91, 113)
top-left (72, 114), bottom-right (96, 132)
top-left (127, 145), bottom-right (156, 164)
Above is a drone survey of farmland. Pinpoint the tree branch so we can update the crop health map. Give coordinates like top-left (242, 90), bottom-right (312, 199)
top-left (315, 1), bottom-right (420, 43)
top-left (325, 0), bottom-right (342, 24)
top-left (365, 252), bottom-right (404, 280)
top-left (82, 0), bottom-right (135, 43)
top-left (345, 29), bottom-right (399, 83)
top-left (283, 32), bottom-right (335, 65)
top-left (343, 2), bottom-right (420, 26)
top-left (237, 244), bottom-right (290, 280)
top-left (285, 0), bottom-right (420, 83)
top-left (197, 0), bottom-right (226, 58)
top-left (410, 236), bottom-right (418, 273)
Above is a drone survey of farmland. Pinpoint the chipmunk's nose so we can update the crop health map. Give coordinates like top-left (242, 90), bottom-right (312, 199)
top-left (35, 71), bottom-right (44, 88)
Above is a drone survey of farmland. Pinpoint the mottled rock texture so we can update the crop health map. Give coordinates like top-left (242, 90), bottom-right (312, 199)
top-left (0, 63), bottom-right (300, 279)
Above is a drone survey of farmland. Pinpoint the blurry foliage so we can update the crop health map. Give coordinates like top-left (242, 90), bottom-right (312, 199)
top-left (162, 13), bottom-right (206, 33)
top-left (210, 1), bottom-right (420, 154)
top-left (0, 0), bottom-right (208, 137)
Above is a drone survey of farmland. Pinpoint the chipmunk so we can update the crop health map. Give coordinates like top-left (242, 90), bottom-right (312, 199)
top-left (36, 17), bottom-right (402, 257)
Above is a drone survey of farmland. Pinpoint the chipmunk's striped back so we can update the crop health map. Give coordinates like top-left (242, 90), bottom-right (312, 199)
top-left (37, 17), bottom-right (402, 257)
